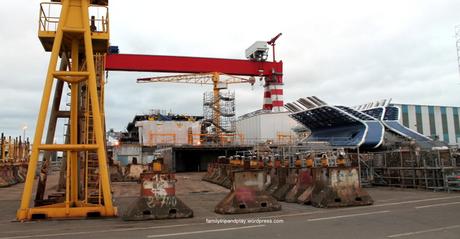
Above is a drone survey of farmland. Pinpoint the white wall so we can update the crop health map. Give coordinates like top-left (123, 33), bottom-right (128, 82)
top-left (136, 120), bottom-right (201, 146)
top-left (236, 114), bottom-right (261, 143)
top-left (113, 143), bottom-right (141, 165)
top-left (407, 105), bottom-right (417, 131)
top-left (421, 106), bottom-right (430, 136)
top-left (446, 107), bottom-right (456, 144)
top-left (236, 112), bottom-right (299, 144)
top-left (434, 106), bottom-right (443, 140)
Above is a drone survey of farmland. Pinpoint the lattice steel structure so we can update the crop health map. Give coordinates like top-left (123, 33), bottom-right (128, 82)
top-left (203, 91), bottom-right (236, 134)
top-left (353, 148), bottom-right (460, 190)
top-left (17, 0), bottom-right (115, 221)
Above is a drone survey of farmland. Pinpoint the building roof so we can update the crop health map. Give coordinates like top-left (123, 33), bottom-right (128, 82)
top-left (391, 103), bottom-right (460, 108)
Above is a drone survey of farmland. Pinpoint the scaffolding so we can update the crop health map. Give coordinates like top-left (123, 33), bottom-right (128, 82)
top-left (203, 91), bottom-right (236, 134)
top-left (355, 148), bottom-right (460, 191)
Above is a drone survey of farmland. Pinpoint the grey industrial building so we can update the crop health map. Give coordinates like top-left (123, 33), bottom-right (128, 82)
top-left (391, 103), bottom-right (460, 146)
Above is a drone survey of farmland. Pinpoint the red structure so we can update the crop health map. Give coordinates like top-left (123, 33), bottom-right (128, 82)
top-left (105, 54), bottom-right (284, 111)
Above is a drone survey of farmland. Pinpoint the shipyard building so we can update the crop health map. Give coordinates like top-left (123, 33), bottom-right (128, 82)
top-left (392, 103), bottom-right (460, 146)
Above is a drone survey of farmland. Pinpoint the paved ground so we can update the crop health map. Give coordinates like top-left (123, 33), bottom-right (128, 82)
top-left (0, 172), bottom-right (459, 239)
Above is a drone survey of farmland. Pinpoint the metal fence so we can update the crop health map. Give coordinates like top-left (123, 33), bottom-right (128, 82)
top-left (353, 149), bottom-right (460, 191)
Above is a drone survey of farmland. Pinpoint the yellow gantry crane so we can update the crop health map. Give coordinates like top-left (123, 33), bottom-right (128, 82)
top-left (17, 0), bottom-right (116, 220)
top-left (137, 72), bottom-right (255, 142)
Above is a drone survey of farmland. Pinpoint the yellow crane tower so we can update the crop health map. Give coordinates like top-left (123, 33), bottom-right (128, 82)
top-left (17, 0), bottom-right (116, 220)
top-left (137, 72), bottom-right (255, 143)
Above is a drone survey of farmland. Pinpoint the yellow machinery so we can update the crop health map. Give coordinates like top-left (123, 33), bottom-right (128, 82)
top-left (137, 72), bottom-right (255, 144)
top-left (17, 0), bottom-right (116, 220)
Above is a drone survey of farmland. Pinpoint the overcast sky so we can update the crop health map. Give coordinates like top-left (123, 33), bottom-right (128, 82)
top-left (1, 0), bottom-right (459, 142)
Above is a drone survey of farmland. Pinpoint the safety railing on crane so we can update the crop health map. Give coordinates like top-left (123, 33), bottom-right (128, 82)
top-left (39, 2), bottom-right (109, 34)
top-left (38, 2), bottom-right (60, 33)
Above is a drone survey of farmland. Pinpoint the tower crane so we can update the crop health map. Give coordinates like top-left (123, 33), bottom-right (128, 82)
top-left (137, 72), bottom-right (256, 143)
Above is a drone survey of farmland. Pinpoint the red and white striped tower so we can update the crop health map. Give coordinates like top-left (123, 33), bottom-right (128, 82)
top-left (263, 84), bottom-right (272, 110)
top-left (269, 83), bottom-right (284, 112)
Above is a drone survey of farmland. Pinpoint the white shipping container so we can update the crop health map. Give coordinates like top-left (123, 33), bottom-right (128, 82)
top-left (236, 112), bottom-right (299, 144)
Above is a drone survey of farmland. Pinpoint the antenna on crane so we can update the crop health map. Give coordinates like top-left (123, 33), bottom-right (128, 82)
top-left (267, 33), bottom-right (282, 62)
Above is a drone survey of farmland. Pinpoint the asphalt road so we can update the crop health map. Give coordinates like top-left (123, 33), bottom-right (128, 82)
top-left (0, 173), bottom-right (459, 239)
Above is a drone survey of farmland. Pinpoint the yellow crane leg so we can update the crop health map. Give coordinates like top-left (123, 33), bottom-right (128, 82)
top-left (16, 2), bottom-right (68, 220)
top-left (81, 0), bottom-right (114, 214)
top-left (17, 0), bottom-right (116, 220)
top-left (70, 38), bottom-right (79, 204)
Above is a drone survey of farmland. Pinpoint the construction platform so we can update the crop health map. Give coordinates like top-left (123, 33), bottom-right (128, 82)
top-left (0, 172), bottom-right (458, 239)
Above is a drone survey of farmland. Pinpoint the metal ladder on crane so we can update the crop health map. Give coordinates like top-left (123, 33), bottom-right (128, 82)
top-left (83, 81), bottom-right (100, 204)
top-left (83, 54), bottom-right (105, 204)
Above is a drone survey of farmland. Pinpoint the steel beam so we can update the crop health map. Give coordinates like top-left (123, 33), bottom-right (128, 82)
top-left (105, 54), bottom-right (283, 82)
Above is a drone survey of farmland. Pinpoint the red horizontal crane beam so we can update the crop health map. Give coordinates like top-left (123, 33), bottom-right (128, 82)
top-left (104, 53), bottom-right (284, 111)
top-left (105, 54), bottom-right (283, 82)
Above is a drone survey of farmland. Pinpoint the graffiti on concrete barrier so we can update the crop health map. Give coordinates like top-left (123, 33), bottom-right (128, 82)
top-left (330, 168), bottom-right (359, 189)
top-left (143, 174), bottom-right (177, 208)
